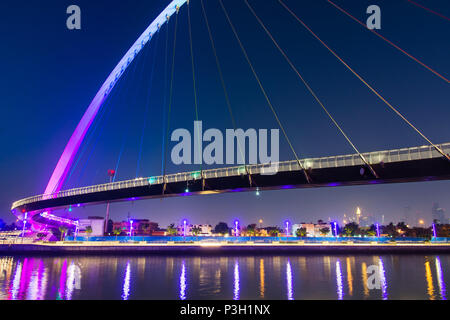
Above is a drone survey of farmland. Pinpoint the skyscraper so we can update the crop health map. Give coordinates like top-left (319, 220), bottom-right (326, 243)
top-left (432, 203), bottom-right (447, 224)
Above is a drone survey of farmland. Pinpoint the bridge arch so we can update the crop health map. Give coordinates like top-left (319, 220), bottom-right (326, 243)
top-left (45, 0), bottom-right (188, 197)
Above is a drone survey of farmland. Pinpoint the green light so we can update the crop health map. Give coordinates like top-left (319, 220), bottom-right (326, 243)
top-left (239, 166), bottom-right (246, 174)
top-left (148, 177), bottom-right (156, 184)
top-left (191, 171), bottom-right (201, 179)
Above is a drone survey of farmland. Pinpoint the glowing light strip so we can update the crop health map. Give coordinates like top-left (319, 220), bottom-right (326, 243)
top-left (44, 0), bottom-right (188, 196)
top-left (327, 0), bottom-right (449, 83)
top-left (40, 212), bottom-right (77, 226)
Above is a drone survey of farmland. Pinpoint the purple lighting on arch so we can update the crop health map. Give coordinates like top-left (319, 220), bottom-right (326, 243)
top-left (43, 0), bottom-right (189, 196)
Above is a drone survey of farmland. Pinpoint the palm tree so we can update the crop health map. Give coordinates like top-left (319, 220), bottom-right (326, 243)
top-left (191, 226), bottom-right (201, 240)
top-left (319, 227), bottom-right (330, 237)
top-left (167, 223), bottom-right (177, 236)
top-left (85, 226), bottom-right (93, 241)
top-left (113, 228), bottom-right (121, 241)
top-left (59, 226), bottom-right (68, 241)
top-left (295, 227), bottom-right (307, 238)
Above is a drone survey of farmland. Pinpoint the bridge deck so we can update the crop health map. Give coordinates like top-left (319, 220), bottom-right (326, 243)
top-left (11, 143), bottom-right (450, 219)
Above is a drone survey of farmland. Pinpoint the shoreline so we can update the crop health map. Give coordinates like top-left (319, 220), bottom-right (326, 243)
top-left (1, 242), bottom-right (450, 255)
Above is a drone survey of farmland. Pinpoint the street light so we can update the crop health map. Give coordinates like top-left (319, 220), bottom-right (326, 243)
top-left (105, 169), bottom-right (116, 235)
top-left (74, 220), bottom-right (79, 241)
top-left (129, 220), bottom-right (134, 238)
top-left (234, 220), bottom-right (239, 237)
top-left (285, 220), bottom-right (290, 238)
top-left (21, 212), bottom-right (28, 238)
top-left (183, 219), bottom-right (188, 239)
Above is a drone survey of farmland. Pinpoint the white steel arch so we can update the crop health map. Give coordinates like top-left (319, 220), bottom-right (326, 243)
top-left (44, 0), bottom-right (188, 196)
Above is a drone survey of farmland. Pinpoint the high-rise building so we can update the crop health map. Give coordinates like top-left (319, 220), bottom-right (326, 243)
top-left (356, 207), bottom-right (361, 225)
top-left (432, 203), bottom-right (447, 224)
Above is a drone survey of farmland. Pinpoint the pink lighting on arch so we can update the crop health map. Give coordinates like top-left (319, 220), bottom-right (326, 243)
top-left (43, 0), bottom-right (188, 197)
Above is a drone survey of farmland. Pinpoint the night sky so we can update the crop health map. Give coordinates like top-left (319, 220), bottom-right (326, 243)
top-left (1, 0), bottom-right (449, 227)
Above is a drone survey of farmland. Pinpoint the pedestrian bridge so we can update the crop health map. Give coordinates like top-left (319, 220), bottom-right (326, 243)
top-left (11, 142), bottom-right (450, 225)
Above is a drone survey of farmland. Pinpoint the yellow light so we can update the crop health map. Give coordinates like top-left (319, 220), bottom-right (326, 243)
top-left (419, 219), bottom-right (424, 225)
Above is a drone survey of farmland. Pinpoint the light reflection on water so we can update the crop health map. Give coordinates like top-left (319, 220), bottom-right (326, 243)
top-left (233, 260), bottom-right (240, 300)
top-left (335, 260), bottom-right (344, 300)
top-left (0, 254), bottom-right (448, 300)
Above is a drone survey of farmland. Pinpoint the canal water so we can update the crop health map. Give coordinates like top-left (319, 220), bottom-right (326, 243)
top-left (0, 254), bottom-right (447, 300)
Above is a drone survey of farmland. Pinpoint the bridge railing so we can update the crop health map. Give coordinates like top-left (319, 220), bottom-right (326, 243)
top-left (11, 142), bottom-right (450, 210)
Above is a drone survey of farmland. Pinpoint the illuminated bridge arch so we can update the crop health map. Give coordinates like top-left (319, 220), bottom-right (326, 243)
top-left (13, 1), bottom-right (188, 229)
top-left (45, 0), bottom-right (187, 197)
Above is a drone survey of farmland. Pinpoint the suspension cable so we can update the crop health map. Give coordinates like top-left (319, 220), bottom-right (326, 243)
top-left (161, 18), bottom-right (171, 176)
top-left (75, 44), bottom-right (146, 187)
top-left (199, 0), bottom-right (247, 175)
top-left (107, 34), bottom-right (154, 183)
top-left (327, 0), bottom-right (449, 83)
top-left (279, 0), bottom-right (450, 162)
top-left (405, 0), bottom-right (450, 22)
top-left (136, 31), bottom-right (161, 178)
top-left (245, 0), bottom-right (379, 178)
top-left (187, 0), bottom-right (203, 176)
top-left (218, 0), bottom-right (311, 182)
top-left (163, 7), bottom-right (180, 180)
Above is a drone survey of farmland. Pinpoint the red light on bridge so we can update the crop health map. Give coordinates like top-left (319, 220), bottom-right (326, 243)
top-left (108, 170), bottom-right (116, 177)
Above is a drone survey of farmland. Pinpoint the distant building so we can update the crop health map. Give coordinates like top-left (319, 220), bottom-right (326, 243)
top-left (177, 224), bottom-right (212, 236)
top-left (79, 217), bottom-right (104, 237)
top-left (112, 219), bottom-right (159, 236)
top-left (292, 222), bottom-right (332, 237)
top-left (432, 203), bottom-right (447, 224)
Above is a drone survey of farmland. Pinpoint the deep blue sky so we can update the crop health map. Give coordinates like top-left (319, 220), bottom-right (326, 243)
top-left (1, 0), bottom-right (449, 227)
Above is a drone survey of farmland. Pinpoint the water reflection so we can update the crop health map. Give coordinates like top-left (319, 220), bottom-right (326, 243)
top-left (57, 259), bottom-right (67, 300)
top-left (122, 261), bottom-right (131, 300)
top-left (378, 258), bottom-right (388, 300)
top-left (361, 262), bottom-right (369, 298)
top-left (335, 260), bottom-right (344, 300)
top-left (179, 260), bottom-right (187, 300)
top-left (286, 260), bottom-right (293, 300)
top-left (233, 260), bottom-right (240, 300)
top-left (259, 259), bottom-right (265, 298)
top-left (435, 256), bottom-right (446, 300)
top-left (425, 260), bottom-right (435, 300)
top-left (346, 257), bottom-right (353, 297)
top-left (10, 261), bottom-right (22, 300)
top-left (0, 255), bottom-right (448, 300)
top-left (66, 261), bottom-right (81, 300)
